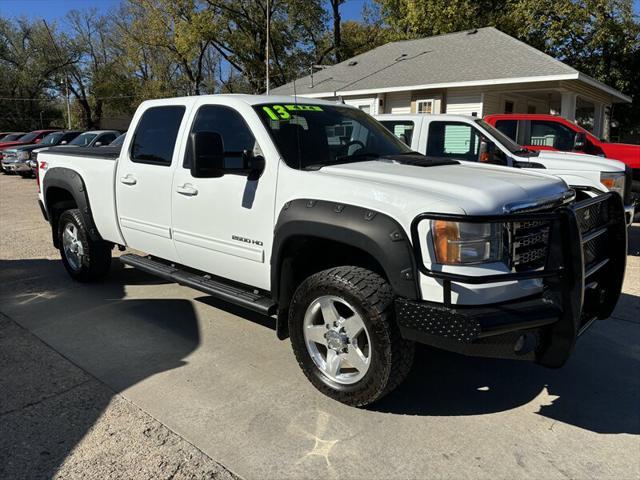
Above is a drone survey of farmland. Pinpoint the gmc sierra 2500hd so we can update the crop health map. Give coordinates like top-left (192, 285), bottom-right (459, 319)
top-left (37, 95), bottom-right (627, 406)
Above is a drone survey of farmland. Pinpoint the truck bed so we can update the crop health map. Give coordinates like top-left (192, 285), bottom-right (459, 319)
top-left (39, 146), bottom-right (125, 245)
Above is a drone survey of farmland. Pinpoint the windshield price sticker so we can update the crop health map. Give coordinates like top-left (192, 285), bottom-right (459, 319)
top-left (262, 104), bottom-right (323, 120)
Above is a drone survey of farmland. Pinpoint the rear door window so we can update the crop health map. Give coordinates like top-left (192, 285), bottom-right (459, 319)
top-left (131, 106), bottom-right (185, 165)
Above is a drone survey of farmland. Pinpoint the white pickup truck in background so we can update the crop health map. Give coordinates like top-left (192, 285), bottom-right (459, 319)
top-left (375, 114), bottom-right (635, 225)
top-left (36, 95), bottom-right (627, 406)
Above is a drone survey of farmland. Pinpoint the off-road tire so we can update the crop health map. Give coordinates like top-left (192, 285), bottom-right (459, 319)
top-left (289, 266), bottom-right (414, 406)
top-left (58, 209), bottom-right (111, 282)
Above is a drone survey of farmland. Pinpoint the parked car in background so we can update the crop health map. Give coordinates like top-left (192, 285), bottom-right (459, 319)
top-left (1, 130), bottom-right (56, 168)
top-left (2, 131), bottom-right (82, 177)
top-left (105, 132), bottom-right (126, 147)
top-left (484, 114), bottom-right (640, 196)
top-left (0, 132), bottom-right (26, 142)
top-left (62, 130), bottom-right (120, 148)
top-left (0, 129), bottom-right (58, 150)
top-left (376, 113), bottom-right (634, 225)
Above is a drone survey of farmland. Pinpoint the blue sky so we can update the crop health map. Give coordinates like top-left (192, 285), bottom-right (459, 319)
top-left (0, 0), bottom-right (369, 23)
top-left (0, 0), bottom-right (637, 27)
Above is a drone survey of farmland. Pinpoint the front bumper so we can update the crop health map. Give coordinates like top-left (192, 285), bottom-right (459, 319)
top-left (1, 160), bottom-right (31, 172)
top-left (401, 192), bottom-right (627, 367)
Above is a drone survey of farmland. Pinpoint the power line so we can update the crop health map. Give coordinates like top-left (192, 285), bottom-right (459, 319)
top-left (0, 95), bottom-right (138, 101)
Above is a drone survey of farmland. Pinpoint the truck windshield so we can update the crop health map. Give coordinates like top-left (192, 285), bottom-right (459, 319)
top-left (254, 103), bottom-right (412, 170)
top-left (474, 119), bottom-right (532, 155)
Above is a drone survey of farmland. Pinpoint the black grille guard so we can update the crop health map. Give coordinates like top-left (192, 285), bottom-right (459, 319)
top-left (410, 192), bottom-right (627, 367)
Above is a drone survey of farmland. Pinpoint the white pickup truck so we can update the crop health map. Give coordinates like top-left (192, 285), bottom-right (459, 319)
top-left (375, 114), bottom-right (635, 225)
top-left (36, 95), bottom-right (627, 406)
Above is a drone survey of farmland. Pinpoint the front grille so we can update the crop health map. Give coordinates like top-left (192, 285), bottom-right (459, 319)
top-left (575, 200), bottom-right (610, 274)
top-left (576, 200), bottom-right (609, 233)
top-left (512, 220), bottom-right (550, 271)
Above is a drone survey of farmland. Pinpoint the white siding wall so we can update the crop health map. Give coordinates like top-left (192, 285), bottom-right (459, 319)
top-left (385, 91), bottom-right (412, 114)
top-left (481, 92), bottom-right (502, 116)
top-left (444, 92), bottom-right (482, 116)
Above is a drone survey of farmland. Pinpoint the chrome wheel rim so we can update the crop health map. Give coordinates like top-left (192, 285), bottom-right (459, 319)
top-left (62, 223), bottom-right (84, 271)
top-left (303, 295), bottom-right (371, 385)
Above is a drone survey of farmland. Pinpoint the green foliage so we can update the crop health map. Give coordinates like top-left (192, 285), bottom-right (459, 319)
top-left (0, 1), bottom-right (637, 135)
top-left (376, 0), bottom-right (640, 136)
top-left (0, 18), bottom-right (66, 129)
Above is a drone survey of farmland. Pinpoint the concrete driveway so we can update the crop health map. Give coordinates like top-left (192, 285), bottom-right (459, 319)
top-left (1, 173), bottom-right (638, 479)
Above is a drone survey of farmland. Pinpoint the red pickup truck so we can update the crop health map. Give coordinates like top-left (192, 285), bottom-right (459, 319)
top-left (484, 114), bottom-right (640, 194)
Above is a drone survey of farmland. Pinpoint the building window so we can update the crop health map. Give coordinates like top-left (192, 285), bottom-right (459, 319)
top-left (416, 100), bottom-right (433, 114)
top-left (504, 100), bottom-right (514, 114)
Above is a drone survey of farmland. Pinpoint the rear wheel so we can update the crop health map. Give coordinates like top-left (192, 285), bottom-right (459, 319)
top-left (289, 266), bottom-right (414, 406)
top-left (58, 209), bottom-right (112, 282)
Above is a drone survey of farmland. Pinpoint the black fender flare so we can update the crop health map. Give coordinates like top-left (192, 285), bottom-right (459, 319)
top-left (271, 199), bottom-right (420, 303)
top-left (42, 167), bottom-right (103, 246)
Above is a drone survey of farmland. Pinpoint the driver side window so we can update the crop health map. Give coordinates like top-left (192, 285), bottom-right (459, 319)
top-left (184, 105), bottom-right (259, 169)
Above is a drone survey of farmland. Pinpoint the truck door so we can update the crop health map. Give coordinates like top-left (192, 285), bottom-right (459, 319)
top-left (170, 104), bottom-right (277, 290)
top-left (115, 104), bottom-right (188, 262)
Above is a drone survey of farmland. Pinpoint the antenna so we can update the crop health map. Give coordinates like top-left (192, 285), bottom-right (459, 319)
top-left (293, 76), bottom-right (298, 103)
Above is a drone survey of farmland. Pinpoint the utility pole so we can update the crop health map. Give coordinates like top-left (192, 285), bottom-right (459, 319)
top-left (265, 0), bottom-right (270, 94)
top-left (43, 20), bottom-right (72, 129)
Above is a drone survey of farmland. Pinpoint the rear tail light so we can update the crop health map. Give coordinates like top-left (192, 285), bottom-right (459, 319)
top-left (36, 161), bottom-right (47, 192)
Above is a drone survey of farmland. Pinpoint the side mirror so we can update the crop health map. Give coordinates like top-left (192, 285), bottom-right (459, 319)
top-left (60, 140), bottom-right (68, 145)
top-left (190, 131), bottom-right (265, 179)
top-left (573, 132), bottom-right (586, 151)
top-left (94, 141), bottom-right (102, 147)
top-left (478, 138), bottom-right (496, 163)
top-left (190, 131), bottom-right (225, 178)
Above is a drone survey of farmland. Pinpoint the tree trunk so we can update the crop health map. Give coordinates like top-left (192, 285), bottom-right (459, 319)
top-left (331, 0), bottom-right (343, 63)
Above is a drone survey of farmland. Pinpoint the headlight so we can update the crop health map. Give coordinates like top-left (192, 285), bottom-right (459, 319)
top-left (431, 220), bottom-right (504, 265)
top-left (600, 172), bottom-right (625, 198)
top-left (17, 151), bottom-right (31, 161)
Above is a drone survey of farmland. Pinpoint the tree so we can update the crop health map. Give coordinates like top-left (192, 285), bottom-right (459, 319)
top-left (0, 18), bottom-right (67, 129)
top-left (375, 0), bottom-right (640, 137)
top-left (121, 0), bottom-right (215, 96)
top-left (204, 0), bottom-right (327, 92)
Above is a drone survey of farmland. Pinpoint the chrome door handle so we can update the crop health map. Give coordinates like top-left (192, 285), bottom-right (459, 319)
top-left (176, 184), bottom-right (198, 196)
top-left (120, 175), bottom-right (137, 185)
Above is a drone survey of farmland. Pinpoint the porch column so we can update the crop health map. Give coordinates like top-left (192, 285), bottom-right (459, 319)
top-left (592, 102), bottom-right (604, 138)
top-left (560, 92), bottom-right (577, 122)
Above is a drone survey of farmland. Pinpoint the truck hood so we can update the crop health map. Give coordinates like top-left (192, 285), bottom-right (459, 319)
top-left (315, 159), bottom-right (570, 215)
top-left (535, 150), bottom-right (626, 173)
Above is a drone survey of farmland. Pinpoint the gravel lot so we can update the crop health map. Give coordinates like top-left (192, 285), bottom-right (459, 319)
top-left (0, 172), bottom-right (638, 479)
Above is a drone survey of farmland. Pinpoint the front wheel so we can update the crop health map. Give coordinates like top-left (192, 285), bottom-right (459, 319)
top-left (58, 209), bottom-right (112, 282)
top-left (289, 266), bottom-right (414, 406)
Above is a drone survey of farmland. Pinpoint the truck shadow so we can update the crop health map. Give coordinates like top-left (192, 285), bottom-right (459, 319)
top-left (628, 223), bottom-right (639, 256)
top-left (0, 258), bottom-right (202, 479)
top-left (370, 292), bottom-right (640, 434)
